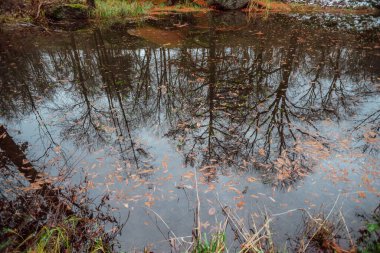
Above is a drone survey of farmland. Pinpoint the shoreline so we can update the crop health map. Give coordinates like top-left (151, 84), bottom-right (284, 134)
top-left (0, 2), bottom-right (378, 28)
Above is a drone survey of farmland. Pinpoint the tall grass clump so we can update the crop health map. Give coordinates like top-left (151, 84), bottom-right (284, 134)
top-left (8, 215), bottom-right (112, 253)
top-left (93, 0), bottom-right (153, 18)
top-left (194, 232), bottom-right (226, 253)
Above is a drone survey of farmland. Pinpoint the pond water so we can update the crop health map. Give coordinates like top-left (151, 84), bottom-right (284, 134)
top-left (1, 12), bottom-right (379, 252)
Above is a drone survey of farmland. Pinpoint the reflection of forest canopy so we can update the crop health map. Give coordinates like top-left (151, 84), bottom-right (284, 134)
top-left (0, 22), bottom-right (378, 185)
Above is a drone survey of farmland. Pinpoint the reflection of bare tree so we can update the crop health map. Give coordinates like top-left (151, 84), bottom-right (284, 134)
top-left (242, 34), bottom-right (324, 186)
top-left (163, 33), bottom-right (319, 185)
top-left (37, 31), bottom-right (150, 171)
top-left (54, 34), bottom-right (110, 146)
top-left (0, 33), bottom-right (55, 119)
top-left (94, 29), bottom-right (142, 169)
top-left (354, 108), bottom-right (380, 154)
top-left (166, 33), bottom-right (253, 181)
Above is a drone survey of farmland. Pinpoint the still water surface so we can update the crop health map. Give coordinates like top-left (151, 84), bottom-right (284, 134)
top-left (1, 12), bottom-right (379, 251)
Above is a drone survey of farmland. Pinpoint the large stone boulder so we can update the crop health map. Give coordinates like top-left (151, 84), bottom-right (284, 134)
top-left (207, 0), bottom-right (250, 10)
top-left (44, 4), bottom-right (89, 21)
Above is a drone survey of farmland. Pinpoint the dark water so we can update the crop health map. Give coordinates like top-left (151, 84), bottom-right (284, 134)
top-left (1, 12), bottom-right (379, 252)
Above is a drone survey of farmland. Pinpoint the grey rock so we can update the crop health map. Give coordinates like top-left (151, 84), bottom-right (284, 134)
top-left (207, 0), bottom-right (250, 10)
top-left (44, 4), bottom-right (89, 21)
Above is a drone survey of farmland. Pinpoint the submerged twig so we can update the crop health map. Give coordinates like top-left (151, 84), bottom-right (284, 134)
top-left (143, 206), bottom-right (183, 247)
top-left (301, 193), bottom-right (341, 252)
top-left (193, 167), bottom-right (201, 240)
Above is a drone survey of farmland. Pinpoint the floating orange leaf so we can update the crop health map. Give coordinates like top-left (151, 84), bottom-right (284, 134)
top-left (247, 177), bottom-right (257, 183)
top-left (144, 201), bottom-right (154, 208)
top-left (236, 201), bottom-right (245, 208)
